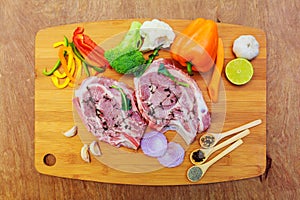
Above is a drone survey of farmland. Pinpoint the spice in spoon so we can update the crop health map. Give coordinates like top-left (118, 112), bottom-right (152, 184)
top-left (187, 166), bottom-right (203, 182)
top-left (200, 134), bottom-right (215, 148)
top-left (191, 149), bottom-right (205, 163)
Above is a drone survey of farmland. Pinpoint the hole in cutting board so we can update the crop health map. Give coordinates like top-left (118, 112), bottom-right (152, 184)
top-left (43, 153), bottom-right (56, 166)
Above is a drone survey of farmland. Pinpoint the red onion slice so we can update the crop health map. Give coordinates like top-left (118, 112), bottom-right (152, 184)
top-left (141, 131), bottom-right (168, 157)
top-left (157, 142), bottom-right (185, 168)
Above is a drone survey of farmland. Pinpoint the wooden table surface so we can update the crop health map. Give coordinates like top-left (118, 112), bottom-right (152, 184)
top-left (0, 0), bottom-right (299, 199)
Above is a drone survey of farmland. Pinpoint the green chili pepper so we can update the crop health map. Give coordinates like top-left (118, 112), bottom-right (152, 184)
top-left (43, 37), bottom-right (69, 76)
top-left (70, 43), bottom-right (84, 60)
top-left (82, 62), bottom-right (90, 77)
top-left (42, 60), bottom-right (61, 76)
top-left (70, 42), bottom-right (104, 76)
top-left (89, 65), bottom-right (105, 73)
top-left (71, 43), bottom-right (90, 76)
top-left (64, 36), bottom-right (69, 46)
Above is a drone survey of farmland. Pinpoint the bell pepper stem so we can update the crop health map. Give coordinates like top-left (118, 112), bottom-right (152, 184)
top-left (187, 62), bottom-right (193, 76)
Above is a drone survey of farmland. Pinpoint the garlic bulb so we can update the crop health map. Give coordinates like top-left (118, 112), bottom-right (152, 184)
top-left (233, 35), bottom-right (259, 60)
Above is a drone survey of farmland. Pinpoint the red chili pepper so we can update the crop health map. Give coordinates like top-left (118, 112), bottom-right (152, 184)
top-left (72, 27), bottom-right (109, 67)
top-left (74, 27), bottom-right (84, 35)
top-left (83, 34), bottom-right (105, 55)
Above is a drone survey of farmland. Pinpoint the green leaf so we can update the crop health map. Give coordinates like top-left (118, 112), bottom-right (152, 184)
top-left (111, 85), bottom-right (132, 111)
top-left (158, 63), bottom-right (189, 87)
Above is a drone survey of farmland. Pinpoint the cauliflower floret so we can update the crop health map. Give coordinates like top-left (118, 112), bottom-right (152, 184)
top-left (140, 19), bottom-right (175, 52)
top-left (233, 35), bottom-right (259, 60)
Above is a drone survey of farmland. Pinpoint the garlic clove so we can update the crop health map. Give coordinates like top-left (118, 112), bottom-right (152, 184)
top-left (81, 144), bottom-right (90, 163)
top-left (89, 141), bottom-right (102, 156)
top-left (63, 126), bottom-right (77, 137)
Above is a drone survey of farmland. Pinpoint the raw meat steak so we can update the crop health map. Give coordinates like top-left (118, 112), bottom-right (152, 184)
top-left (73, 76), bottom-right (147, 149)
top-left (134, 58), bottom-right (210, 144)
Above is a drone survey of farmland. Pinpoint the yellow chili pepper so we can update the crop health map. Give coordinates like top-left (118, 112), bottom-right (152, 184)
top-left (68, 82), bottom-right (75, 88)
top-left (53, 41), bottom-right (65, 48)
top-left (52, 49), bottom-right (81, 88)
top-left (51, 61), bottom-right (76, 88)
top-left (51, 58), bottom-right (76, 89)
top-left (51, 46), bottom-right (77, 88)
top-left (68, 56), bottom-right (81, 87)
top-left (68, 56), bottom-right (83, 87)
top-left (53, 69), bottom-right (66, 78)
top-left (43, 38), bottom-right (69, 76)
top-left (53, 36), bottom-right (69, 48)
top-left (69, 58), bottom-right (76, 76)
top-left (51, 76), bottom-right (72, 89)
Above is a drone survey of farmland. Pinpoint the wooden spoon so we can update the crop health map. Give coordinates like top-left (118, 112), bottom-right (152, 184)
top-left (187, 139), bottom-right (243, 182)
top-left (190, 129), bottom-right (250, 165)
top-left (199, 119), bottom-right (262, 148)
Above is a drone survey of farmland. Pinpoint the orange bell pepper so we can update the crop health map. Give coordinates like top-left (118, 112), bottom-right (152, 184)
top-left (171, 18), bottom-right (218, 75)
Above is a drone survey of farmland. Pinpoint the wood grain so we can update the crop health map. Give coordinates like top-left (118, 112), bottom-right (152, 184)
top-left (34, 20), bottom-right (266, 185)
top-left (0, 0), bottom-right (299, 199)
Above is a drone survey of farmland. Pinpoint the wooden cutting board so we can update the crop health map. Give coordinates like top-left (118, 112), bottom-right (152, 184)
top-left (35, 19), bottom-right (266, 185)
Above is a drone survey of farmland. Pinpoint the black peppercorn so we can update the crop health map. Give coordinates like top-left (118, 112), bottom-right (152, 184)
top-left (192, 150), bottom-right (205, 162)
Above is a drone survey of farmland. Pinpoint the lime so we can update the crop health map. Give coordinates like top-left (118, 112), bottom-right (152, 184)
top-left (225, 58), bottom-right (254, 85)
